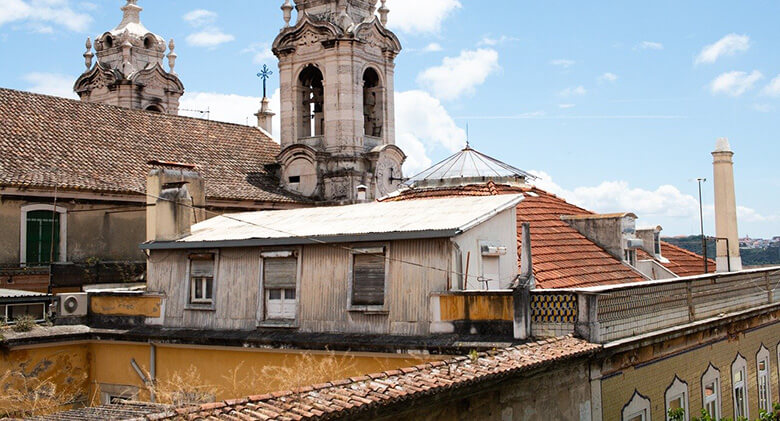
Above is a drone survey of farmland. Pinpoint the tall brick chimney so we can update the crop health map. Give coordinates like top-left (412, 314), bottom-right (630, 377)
top-left (712, 138), bottom-right (742, 272)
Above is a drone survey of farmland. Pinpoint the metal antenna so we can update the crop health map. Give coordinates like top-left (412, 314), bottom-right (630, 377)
top-left (257, 64), bottom-right (273, 98)
top-left (466, 122), bottom-right (470, 149)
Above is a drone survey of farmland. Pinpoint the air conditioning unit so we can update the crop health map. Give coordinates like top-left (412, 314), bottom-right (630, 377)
top-left (59, 293), bottom-right (88, 317)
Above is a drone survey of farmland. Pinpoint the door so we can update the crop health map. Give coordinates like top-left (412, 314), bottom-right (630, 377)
top-left (26, 210), bottom-right (60, 265)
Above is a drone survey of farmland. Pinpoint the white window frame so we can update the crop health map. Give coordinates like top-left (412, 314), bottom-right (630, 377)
top-left (20, 204), bottom-right (68, 265)
top-left (757, 345), bottom-right (772, 413)
top-left (347, 244), bottom-right (390, 313)
top-left (185, 251), bottom-right (218, 310)
top-left (257, 249), bottom-right (301, 326)
top-left (701, 363), bottom-right (721, 420)
top-left (665, 376), bottom-right (689, 421)
top-left (731, 353), bottom-right (749, 420)
top-left (3, 302), bottom-right (47, 323)
top-left (622, 390), bottom-right (652, 421)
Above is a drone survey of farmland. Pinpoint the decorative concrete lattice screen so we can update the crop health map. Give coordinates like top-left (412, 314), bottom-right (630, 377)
top-left (531, 293), bottom-right (578, 338)
top-left (531, 293), bottom-right (578, 323)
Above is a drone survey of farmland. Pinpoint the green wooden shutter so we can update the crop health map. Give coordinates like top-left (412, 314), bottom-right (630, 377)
top-left (26, 210), bottom-right (60, 265)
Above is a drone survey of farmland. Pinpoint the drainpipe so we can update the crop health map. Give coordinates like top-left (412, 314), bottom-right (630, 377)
top-left (150, 343), bottom-right (157, 403)
top-left (512, 222), bottom-right (534, 340)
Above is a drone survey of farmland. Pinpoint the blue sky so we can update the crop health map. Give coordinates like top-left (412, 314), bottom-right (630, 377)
top-left (1, 0), bottom-right (779, 237)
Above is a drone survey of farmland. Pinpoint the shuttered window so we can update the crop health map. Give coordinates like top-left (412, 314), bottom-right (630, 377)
top-left (263, 256), bottom-right (298, 320)
top-left (189, 254), bottom-right (215, 304)
top-left (351, 248), bottom-right (386, 307)
top-left (26, 210), bottom-right (61, 265)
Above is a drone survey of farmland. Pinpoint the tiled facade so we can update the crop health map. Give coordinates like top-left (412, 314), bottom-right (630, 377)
top-left (602, 321), bottom-right (780, 420)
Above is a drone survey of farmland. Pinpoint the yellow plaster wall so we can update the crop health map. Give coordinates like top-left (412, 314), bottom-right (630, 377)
top-left (90, 295), bottom-right (162, 317)
top-left (601, 322), bottom-right (780, 421)
top-left (1, 340), bottom-right (444, 411)
top-left (439, 294), bottom-right (513, 321)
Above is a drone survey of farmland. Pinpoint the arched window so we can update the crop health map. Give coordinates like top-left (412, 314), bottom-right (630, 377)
top-left (145, 105), bottom-right (164, 113)
top-left (20, 204), bottom-right (67, 266)
top-left (622, 390), bottom-right (651, 421)
top-left (297, 65), bottom-right (324, 138)
top-left (701, 363), bottom-right (721, 420)
top-left (665, 376), bottom-right (689, 421)
top-left (731, 354), bottom-right (749, 419)
top-left (362, 68), bottom-right (383, 138)
top-left (756, 345), bottom-right (772, 413)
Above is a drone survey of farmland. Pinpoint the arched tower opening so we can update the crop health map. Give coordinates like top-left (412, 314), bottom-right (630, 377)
top-left (298, 65), bottom-right (324, 138)
top-left (363, 68), bottom-right (383, 138)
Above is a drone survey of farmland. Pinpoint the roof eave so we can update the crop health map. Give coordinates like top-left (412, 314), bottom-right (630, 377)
top-left (140, 229), bottom-right (462, 250)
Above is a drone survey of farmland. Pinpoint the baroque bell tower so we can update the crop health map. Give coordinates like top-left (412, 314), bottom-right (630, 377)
top-left (74, 0), bottom-right (184, 115)
top-left (273, 0), bottom-right (406, 202)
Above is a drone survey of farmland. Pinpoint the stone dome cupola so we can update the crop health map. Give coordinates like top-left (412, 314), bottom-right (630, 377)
top-left (74, 0), bottom-right (184, 115)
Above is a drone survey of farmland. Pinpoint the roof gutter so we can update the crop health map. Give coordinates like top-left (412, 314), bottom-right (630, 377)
top-left (140, 229), bottom-right (462, 250)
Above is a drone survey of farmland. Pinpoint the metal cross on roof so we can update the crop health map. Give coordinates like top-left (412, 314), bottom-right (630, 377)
top-left (257, 65), bottom-right (273, 98)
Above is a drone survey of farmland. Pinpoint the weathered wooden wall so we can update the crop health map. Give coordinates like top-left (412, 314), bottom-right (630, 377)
top-left (148, 239), bottom-right (452, 334)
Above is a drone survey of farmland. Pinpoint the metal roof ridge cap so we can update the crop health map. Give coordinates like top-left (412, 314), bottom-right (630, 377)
top-left (457, 194), bottom-right (524, 233)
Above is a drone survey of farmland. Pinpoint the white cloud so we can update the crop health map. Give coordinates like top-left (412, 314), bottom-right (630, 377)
top-left (529, 170), bottom-right (701, 219)
top-left (395, 90), bottom-right (466, 174)
top-left (421, 42), bottom-right (443, 53)
top-left (179, 90), bottom-right (281, 141)
top-left (384, 0), bottom-right (461, 34)
top-left (709, 70), bottom-right (763, 97)
top-left (761, 75), bottom-right (780, 97)
top-left (737, 206), bottom-right (780, 223)
top-left (753, 103), bottom-right (772, 113)
top-left (558, 86), bottom-right (587, 97)
top-left (183, 9), bottom-right (233, 48)
top-left (243, 42), bottom-right (275, 64)
top-left (478, 35), bottom-right (520, 47)
top-left (23, 72), bottom-right (78, 99)
top-left (695, 33), bottom-right (750, 65)
top-left (186, 29), bottom-right (235, 48)
top-left (636, 41), bottom-right (664, 50)
top-left (550, 59), bottom-right (575, 68)
top-left (558, 104), bottom-right (575, 109)
top-left (0, 0), bottom-right (92, 32)
top-left (417, 49), bottom-right (500, 101)
top-left (183, 9), bottom-right (217, 27)
top-left (599, 72), bottom-right (618, 82)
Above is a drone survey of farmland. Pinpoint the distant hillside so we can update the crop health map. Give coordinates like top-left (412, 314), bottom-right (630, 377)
top-left (664, 235), bottom-right (780, 266)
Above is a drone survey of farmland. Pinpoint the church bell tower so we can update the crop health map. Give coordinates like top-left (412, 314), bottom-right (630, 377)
top-left (74, 0), bottom-right (184, 115)
top-left (273, 0), bottom-right (406, 202)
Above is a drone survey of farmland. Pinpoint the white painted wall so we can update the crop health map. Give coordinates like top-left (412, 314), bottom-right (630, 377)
top-left (453, 206), bottom-right (518, 290)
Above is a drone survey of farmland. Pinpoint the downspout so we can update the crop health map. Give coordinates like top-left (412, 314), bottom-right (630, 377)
top-left (512, 222), bottom-right (534, 340)
top-left (150, 343), bottom-right (157, 403)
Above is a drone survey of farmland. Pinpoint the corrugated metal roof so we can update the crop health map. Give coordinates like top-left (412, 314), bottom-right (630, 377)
top-left (405, 147), bottom-right (536, 187)
top-left (0, 288), bottom-right (48, 298)
top-left (143, 195), bottom-right (523, 249)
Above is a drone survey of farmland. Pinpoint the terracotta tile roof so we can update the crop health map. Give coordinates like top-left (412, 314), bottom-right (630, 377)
top-left (0, 87), bottom-right (305, 204)
top-left (637, 242), bottom-right (715, 277)
top-left (151, 336), bottom-right (598, 421)
top-left (383, 182), bottom-right (646, 289)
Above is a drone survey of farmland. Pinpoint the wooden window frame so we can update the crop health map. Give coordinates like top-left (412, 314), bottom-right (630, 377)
top-left (347, 244), bottom-right (389, 314)
top-left (185, 251), bottom-right (218, 311)
top-left (701, 363), bottom-right (721, 420)
top-left (731, 354), bottom-right (749, 420)
top-left (621, 390), bottom-right (651, 421)
top-left (756, 345), bottom-right (772, 413)
top-left (20, 204), bottom-right (67, 265)
top-left (257, 249), bottom-right (301, 328)
top-left (664, 376), bottom-right (689, 421)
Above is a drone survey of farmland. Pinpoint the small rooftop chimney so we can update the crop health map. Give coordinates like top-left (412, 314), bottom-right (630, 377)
top-left (712, 138), bottom-right (742, 272)
top-left (146, 161), bottom-right (205, 242)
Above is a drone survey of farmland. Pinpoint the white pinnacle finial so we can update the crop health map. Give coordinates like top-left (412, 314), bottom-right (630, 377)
top-left (119, 0), bottom-right (142, 27)
top-left (715, 137), bottom-right (732, 153)
top-left (379, 0), bottom-right (389, 26)
top-left (84, 37), bottom-right (94, 69)
top-left (281, 0), bottom-right (293, 27)
top-left (167, 39), bottom-right (177, 74)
